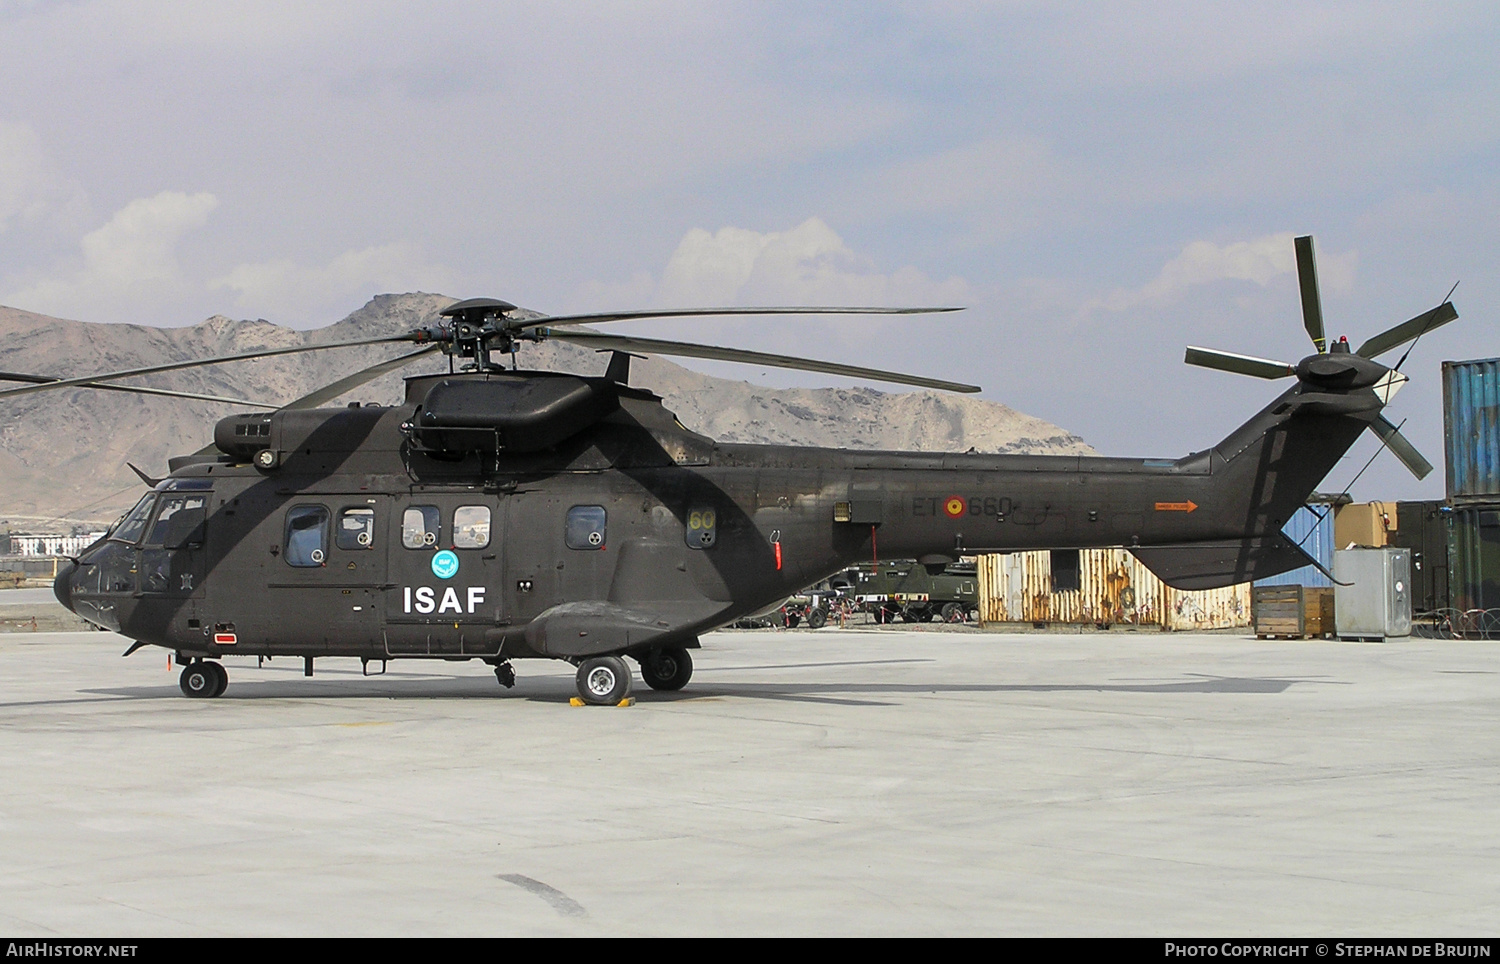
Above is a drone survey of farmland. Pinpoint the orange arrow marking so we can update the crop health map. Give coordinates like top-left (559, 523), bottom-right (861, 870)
top-left (1154, 501), bottom-right (1198, 512)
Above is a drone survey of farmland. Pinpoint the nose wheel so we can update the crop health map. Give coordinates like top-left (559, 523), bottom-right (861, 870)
top-left (179, 660), bottom-right (227, 698)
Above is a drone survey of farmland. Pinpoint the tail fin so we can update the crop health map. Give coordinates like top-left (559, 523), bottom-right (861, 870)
top-left (1133, 380), bottom-right (1373, 589)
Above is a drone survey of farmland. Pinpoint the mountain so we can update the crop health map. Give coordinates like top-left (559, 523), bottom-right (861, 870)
top-left (0, 294), bottom-right (1093, 526)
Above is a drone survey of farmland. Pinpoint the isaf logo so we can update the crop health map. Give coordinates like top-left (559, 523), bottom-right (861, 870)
top-left (403, 586), bottom-right (486, 614)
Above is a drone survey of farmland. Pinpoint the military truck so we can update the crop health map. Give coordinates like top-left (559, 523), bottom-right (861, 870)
top-left (835, 559), bottom-right (979, 623)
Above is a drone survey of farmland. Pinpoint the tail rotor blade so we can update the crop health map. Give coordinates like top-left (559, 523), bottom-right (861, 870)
top-left (1355, 302), bottom-right (1459, 360)
top-left (1184, 346), bottom-right (1296, 379)
top-left (1368, 414), bottom-right (1434, 480)
top-left (1295, 235), bottom-right (1327, 354)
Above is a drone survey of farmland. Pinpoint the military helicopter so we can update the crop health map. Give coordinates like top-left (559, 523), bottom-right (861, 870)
top-left (3, 235), bottom-right (1457, 704)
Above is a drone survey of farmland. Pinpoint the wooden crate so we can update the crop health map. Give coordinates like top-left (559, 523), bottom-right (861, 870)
top-left (1253, 585), bottom-right (1333, 639)
top-left (1303, 587), bottom-right (1334, 637)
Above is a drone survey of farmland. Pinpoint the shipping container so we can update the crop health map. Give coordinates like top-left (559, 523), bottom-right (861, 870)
top-left (1389, 501), bottom-right (1450, 614)
top-left (1254, 505), bottom-right (1334, 588)
top-left (1446, 504), bottom-right (1500, 616)
top-left (1443, 358), bottom-right (1500, 503)
top-left (976, 549), bottom-right (1250, 631)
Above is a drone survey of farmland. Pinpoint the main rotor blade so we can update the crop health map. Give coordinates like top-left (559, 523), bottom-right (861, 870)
top-left (279, 345), bottom-right (442, 411)
top-left (1355, 301), bottom-right (1459, 360)
top-left (1295, 235), bottom-right (1326, 353)
top-left (0, 332), bottom-right (427, 401)
top-left (0, 371), bottom-right (273, 408)
top-left (512, 305), bottom-right (963, 331)
top-left (545, 329), bottom-right (981, 393)
top-left (1184, 346), bottom-right (1296, 379)
top-left (1368, 414), bottom-right (1434, 480)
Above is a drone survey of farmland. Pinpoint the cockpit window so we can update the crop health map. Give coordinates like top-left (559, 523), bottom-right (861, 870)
top-left (144, 495), bottom-right (207, 548)
top-left (111, 494), bottom-right (157, 544)
top-left (284, 505), bottom-right (330, 567)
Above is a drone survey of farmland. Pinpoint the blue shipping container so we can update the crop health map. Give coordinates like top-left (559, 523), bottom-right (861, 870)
top-left (1255, 505), bottom-right (1335, 587)
top-left (1444, 357), bottom-right (1500, 502)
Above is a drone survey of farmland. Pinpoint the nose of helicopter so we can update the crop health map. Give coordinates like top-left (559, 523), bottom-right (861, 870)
top-left (53, 560), bottom-right (76, 613)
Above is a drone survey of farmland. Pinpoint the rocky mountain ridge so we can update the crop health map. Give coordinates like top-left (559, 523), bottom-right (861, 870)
top-left (0, 294), bottom-right (1092, 524)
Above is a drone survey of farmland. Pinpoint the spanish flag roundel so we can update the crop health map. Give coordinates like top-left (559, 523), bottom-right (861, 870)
top-left (943, 496), bottom-right (966, 518)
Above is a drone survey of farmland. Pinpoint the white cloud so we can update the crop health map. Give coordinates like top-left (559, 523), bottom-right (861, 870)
top-left (211, 241), bottom-right (459, 321)
top-left (5, 190), bottom-right (217, 318)
top-left (0, 119), bottom-right (88, 233)
top-left (1089, 232), bottom-right (1357, 312)
top-left (654, 217), bottom-right (968, 307)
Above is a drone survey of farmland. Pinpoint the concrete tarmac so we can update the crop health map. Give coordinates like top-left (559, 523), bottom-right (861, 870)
top-left (1, 628), bottom-right (1496, 936)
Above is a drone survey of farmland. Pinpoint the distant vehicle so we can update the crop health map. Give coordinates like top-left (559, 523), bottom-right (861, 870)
top-left (841, 559), bottom-right (979, 623)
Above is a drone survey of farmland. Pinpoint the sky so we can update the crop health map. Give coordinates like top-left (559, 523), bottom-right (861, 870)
top-left (1, 0), bottom-right (1497, 501)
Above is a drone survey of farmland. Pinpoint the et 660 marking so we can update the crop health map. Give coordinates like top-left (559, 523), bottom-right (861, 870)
top-left (912, 496), bottom-right (1013, 519)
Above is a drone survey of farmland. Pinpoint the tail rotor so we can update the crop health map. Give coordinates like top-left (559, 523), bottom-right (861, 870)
top-left (1182, 234), bottom-right (1457, 480)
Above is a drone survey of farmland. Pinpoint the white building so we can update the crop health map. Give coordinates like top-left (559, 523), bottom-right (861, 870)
top-left (9, 533), bottom-right (107, 557)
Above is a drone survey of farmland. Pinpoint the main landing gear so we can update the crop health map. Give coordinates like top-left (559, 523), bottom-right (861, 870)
top-left (570, 645), bottom-right (696, 705)
top-left (575, 656), bottom-right (632, 705)
top-left (639, 646), bottom-right (693, 691)
top-left (179, 660), bottom-right (227, 698)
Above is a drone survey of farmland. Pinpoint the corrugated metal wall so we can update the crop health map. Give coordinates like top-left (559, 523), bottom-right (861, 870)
top-left (1255, 506), bottom-right (1334, 587)
top-left (1447, 504), bottom-right (1500, 612)
top-left (1444, 358), bottom-right (1500, 503)
top-left (976, 549), bottom-right (1251, 630)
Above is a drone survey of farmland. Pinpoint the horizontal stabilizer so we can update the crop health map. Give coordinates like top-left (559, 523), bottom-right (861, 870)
top-left (1130, 535), bottom-right (1318, 591)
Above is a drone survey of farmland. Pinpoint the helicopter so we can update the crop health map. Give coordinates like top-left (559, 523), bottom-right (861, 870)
top-left (2, 235), bottom-right (1458, 705)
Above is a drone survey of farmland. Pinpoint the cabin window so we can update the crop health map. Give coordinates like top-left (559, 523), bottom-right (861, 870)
top-left (685, 507), bottom-right (717, 549)
top-left (1051, 549), bottom-right (1081, 593)
top-left (402, 506), bottom-right (441, 549)
top-left (453, 505), bottom-right (491, 549)
top-left (144, 495), bottom-right (207, 548)
top-left (566, 505), bottom-right (607, 550)
top-left (111, 494), bottom-right (157, 545)
top-left (285, 505), bottom-right (330, 567)
top-left (336, 507), bottom-right (375, 550)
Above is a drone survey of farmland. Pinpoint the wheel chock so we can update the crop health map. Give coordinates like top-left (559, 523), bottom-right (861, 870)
top-left (569, 697), bottom-right (585, 707)
top-left (617, 697), bottom-right (635, 707)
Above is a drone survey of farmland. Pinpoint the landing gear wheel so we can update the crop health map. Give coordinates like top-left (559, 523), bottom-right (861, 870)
top-left (494, 661), bottom-right (516, 689)
top-left (180, 661), bottom-right (224, 699)
top-left (208, 661), bottom-right (228, 697)
top-left (576, 656), bottom-right (632, 705)
top-left (786, 612), bottom-right (801, 628)
top-left (806, 606), bottom-right (828, 630)
top-left (941, 602), bottom-right (965, 623)
top-left (640, 646), bottom-right (693, 691)
top-left (900, 607), bottom-right (918, 623)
